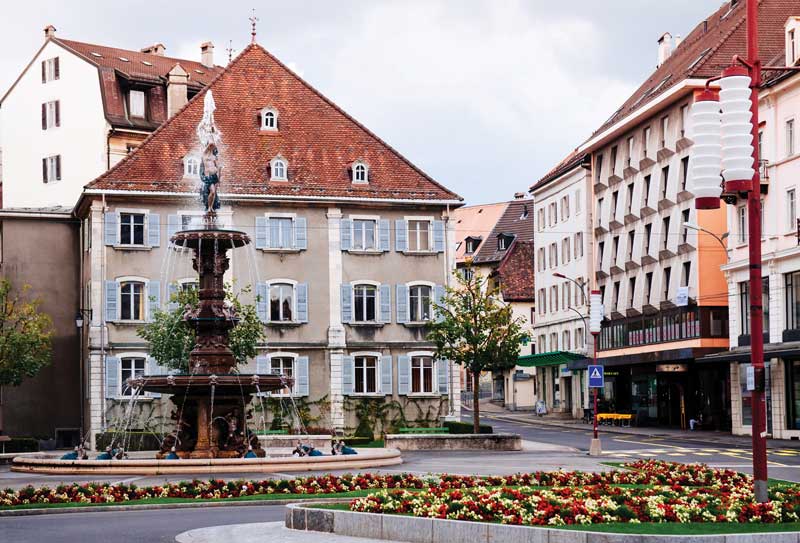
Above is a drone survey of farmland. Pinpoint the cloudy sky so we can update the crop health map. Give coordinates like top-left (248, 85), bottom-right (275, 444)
top-left (0, 0), bottom-right (718, 204)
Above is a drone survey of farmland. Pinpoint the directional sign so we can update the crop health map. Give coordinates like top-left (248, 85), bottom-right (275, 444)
top-left (588, 365), bottom-right (604, 389)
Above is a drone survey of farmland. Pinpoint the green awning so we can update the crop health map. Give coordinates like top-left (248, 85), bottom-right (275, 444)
top-left (516, 351), bottom-right (589, 368)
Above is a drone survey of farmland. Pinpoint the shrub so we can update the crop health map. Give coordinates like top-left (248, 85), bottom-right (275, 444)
top-left (95, 432), bottom-right (162, 452)
top-left (343, 436), bottom-right (376, 446)
top-left (1, 437), bottom-right (39, 453)
top-left (442, 421), bottom-right (493, 434)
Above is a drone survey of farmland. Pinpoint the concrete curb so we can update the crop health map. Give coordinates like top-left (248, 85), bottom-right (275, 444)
top-left (286, 502), bottom-right (800, 543)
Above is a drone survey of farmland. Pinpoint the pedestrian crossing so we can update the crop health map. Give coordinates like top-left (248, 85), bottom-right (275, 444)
top-left (604, 447), bottom-right (800, 459)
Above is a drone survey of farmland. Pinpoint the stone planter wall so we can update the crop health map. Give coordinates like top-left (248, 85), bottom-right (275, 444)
top-left (384, 433), bottom-right (521, 451)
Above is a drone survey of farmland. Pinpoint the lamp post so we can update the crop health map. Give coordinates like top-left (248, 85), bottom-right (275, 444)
top-left (682, 222), bottom-right (729, 250)
top-left (75, 309), bottom-right (92, 445)
top-left (589, 290), bottom-right (603, 456)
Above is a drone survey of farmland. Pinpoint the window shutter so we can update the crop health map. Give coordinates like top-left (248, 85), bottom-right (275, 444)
top-left (379, 219), bottom-right (390, 251)
top-left (148, 213), bottom-right (161, 247)
top-left (256, 282), bottom-right (268, 322)
top-left (55, 100), bottom-right (60, 127)
top-left (395, 219), bottom-right (408, 252)
top-left (342, 355), bottom-right (354, 395)
top-left (433, 220), bottom-right (445, 252)
top-left (294, 217), bottom-right (307, 250)
top-left (340, 284), bottom-right (353, 323)
top-left (168, 283), bottom-right (179, 311)
top-left (167, 215), bottom-right (180, 243)
top-left (295, 356), bottom-right (309, 396)
top-left (381, 355), bottom-right (393, 395)
top-left (148, 280), bottom-right (161, 320)
top-left (42, 158), bottom-right (47, 183)
top-left (397, 355), bottom-right (410, 395)
top-left (396, 284), bottom-right (409, 324)
top-left (146, 357), bottom-right (162, 398)
top-left (434, 284), bottom-right (446, 322)
top-left (105, 280), bottom-right (118, 322)
top-left (340, 218), bottom-right (352, 251)
top-left (105, 356), bottom-right (120, 398)
top-left (255, 216), bottom-right (268, 249)
top-left (296, 283), bottom-right (309, 323)
top-left (104, 212), bottom-right (118, 245)
top-left (41, 103), bottom-right (47, 130)
top-left (437, 359), bottom-right (450, 394)
top-left (55, 155), bottom-right (61, 180)
top-left (41, 60), bottom-right (46, 83)
top-left (379, 284), bottom-right (392, 324)
top-left (256, 355), bottom-right (268, 374)
top-left (54, 57), bottom-right (59, 79)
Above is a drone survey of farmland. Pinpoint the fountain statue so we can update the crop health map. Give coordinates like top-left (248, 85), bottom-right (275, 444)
top-left (129, 90), bottom-right (288, 459)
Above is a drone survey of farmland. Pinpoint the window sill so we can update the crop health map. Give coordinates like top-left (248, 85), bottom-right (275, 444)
top-left (110, 320), bottom-right (148, 326)
top-left (347, 322), bottom-right (385, 328)
top-left (406, 393), bottom-right (443, 398)
top-left (265, 321), bottom-right (304, 327)
top-left (349, 392), bottom-right (387, 397)
top-left (404, 322), bottom-right (431, 328)
top-left (403, 250), bottom-right (437, 255)
top-left (346, 249), bottom-right (385, 255)
top-left (114, 245), bottom-right (152, 251)
top-left (259, 248), bottom-right (303, 254)
top-left (113, 396), bottom-right (155, 401)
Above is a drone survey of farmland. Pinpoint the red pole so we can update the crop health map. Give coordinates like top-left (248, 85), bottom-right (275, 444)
top-left (593, 332), bottom-right (599, 439)
top-left (745, 0), bottom-right (768, 503)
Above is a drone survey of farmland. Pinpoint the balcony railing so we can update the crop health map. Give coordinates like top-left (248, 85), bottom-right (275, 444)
top-left (598, 306), bottom-right (728, 351)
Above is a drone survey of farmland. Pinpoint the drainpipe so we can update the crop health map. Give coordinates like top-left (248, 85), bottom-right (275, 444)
top-left (444, 203), bottom-right (454, 417)
top-left (100, 193), bottom-right (107, 433)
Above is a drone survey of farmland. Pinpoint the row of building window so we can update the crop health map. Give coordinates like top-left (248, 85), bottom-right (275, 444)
top-left (536, 233), bottom-right (584, 271)
top-left (598, 261), bottom-right (691, 311)
top-left (597, 208), bottom-right (693, 268)
top-left (536, 328), bottom-right (585, 354)
top-left (537, 279), bottom-right (586, 316)
top-left (537, 190), bottom-right (582, 231)
top-left (736, 271), bottom-right (800, 338)
top-left (184, 155), bottom-right (369, 184)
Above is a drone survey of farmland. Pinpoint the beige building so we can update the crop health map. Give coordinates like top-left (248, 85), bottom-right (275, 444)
top-left (75, 43), bottom-right (463, 446)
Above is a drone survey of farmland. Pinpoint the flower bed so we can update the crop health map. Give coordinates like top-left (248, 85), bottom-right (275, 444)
top-left (349, 461), bottom-right (800, 526)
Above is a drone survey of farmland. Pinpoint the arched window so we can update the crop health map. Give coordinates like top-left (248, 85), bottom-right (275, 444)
top-left (184, 156), bottom-right (200, 178)
top-left (270, 156), bottom-right (288, 181)
top-left (261, 108), bottom-right (278, 131)
top-left (352, 161), bottom-right (369, 184)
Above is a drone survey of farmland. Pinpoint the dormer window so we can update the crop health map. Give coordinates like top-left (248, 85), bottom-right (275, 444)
top-left (787, 17), bottom-right (800, 65)
top-left (270, 155), bottom-right (288, 181)
top-left (464, 236), bottom-right (482, 255)
top-left (261, 108), bottom-right (278, 131)
top-left (184, 156), bottom-right (200, 178)
top-left (352, 161), bottom-right (369, 184)
top-left (497, 233), bottom-right (515, 251)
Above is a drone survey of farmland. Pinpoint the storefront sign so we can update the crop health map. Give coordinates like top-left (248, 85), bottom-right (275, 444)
top-left (656, 363), bottom-right (688, 373)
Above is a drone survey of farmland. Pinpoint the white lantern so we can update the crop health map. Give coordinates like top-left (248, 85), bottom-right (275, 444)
top-left (589, 290), bottom-right (603, 334)
top-left (719, 65), bottom-right (754, 192)
top-left (689, 89), bottom-right (722, 209)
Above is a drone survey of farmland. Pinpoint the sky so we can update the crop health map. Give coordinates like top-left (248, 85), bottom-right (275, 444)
top-left (0, 0), bottom-right (720, 205)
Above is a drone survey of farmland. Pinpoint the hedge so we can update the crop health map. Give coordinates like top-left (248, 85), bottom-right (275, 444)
top-left (442, 420), bottom-right (493, 434)
top-left (95, 432), bottom-right (161, 452)
top-left (1, 437), bottom-right (39, 453)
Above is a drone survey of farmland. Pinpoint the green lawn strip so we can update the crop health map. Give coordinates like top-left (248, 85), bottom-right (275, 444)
top-left (599, 461), bottom-right (629, 469)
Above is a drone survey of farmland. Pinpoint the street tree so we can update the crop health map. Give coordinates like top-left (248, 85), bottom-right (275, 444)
top-left (138, 284), bottom-right (265, 374)
top-left (0, 279), bottom-right (54, 434)
top-left (428, 266), bottom-right (526, 433)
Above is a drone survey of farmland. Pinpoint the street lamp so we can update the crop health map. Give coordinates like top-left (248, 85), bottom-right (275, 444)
top-left (553, 273), bottom-right (590, 328)
top-left (74, 308), bottom-right (91, 447)
top-left (682, 222), bottom-right (729, 250)
top-left (589, 290), bottom-right (602, 456)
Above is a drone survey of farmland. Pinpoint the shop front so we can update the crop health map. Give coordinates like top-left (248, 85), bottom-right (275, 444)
top-left (515, 352), bottom-right (589, 416)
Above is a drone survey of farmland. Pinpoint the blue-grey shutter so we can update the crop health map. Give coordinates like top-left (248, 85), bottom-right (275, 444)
top-left (105, 356), bottom-right (120, 398)
top-left (256, 355), bottom-right (268, 374)
top-left (255, 217), bottom-right (268, 249)
top-left (340, 218), bottom-right (352, 251)
top-left (340, 284), bottom-right (353, 323)
top-left (397, 355), bottom-right (410, 395)
top-left (434, 284), bottom-right (446, 322)
top-left (433, 220), bottom-right (445, 252)
top-left (294, 217), bottom-right (307, 250)
top-left (379, 284), bottom-right (392, 324)
top-left (148, 213), bottom-right (161, 247)
top-left (295, 356), bottom-right (309, 396)
top-left (296, 283), bottom-right (308, 323)
top-left (105, 280), bottom-right (118, 322)
top-left (104, 212), bottom-right (118, 245)
top-left (146, 357), bottom-right (162, 398)
top-left (167, 214), bottom-right (180, 243)
top-left (256, 283), bottom-right (268, 322)
top-left (379, 219), bottom-right (390, 252)
top-left (148, 280), bottom-right (161, 320)
top-left (396, 284), bottom-right (409, 324)
top-left (395, 219), bottom-right (407, 252)
top-left (168, 283), bottom-right (179, 311)
top-left (437, 359), bottom-right (450, 394)
top-left (381, 355), bottom-right (393, 395)
top-left (342, 355), bottom-right (354, 395)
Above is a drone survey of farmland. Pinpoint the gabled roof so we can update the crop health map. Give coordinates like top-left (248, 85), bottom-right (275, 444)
top-left (498, 239), bottom-right (534, 302)
top-left (452, 201), bottom-right (509, 262)
top-left (86, 44), bottom-right (462, 203)
top-left (472, 199), bottom-right (534, 264)
top-left (530, 151), bottom-right (589, 193)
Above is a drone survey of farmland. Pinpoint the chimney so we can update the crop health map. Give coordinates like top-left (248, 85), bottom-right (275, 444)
top-left (200, 41), bottom-right (214, 68)
top-left (657, 32), bottom-right (673, 67)
top-left (140, 43), bottom-right (166, 56)
top-left (514, 192), bottom-right (525, 199)
top-left (673, 34), bottom-right (683, 50)
top-left (43, 24), bottom-right (56, 38)
top-left (167, 63), bottom-right (189, 117)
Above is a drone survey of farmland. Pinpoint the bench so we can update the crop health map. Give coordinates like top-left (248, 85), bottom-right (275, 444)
top-left (596, 413), bottom-right (633, 427)
top-left (397, 427), bottom-right (449, 434)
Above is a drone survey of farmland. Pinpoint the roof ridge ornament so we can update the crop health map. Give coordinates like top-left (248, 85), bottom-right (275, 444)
top-left (249, 9), bottom-right (259, 44)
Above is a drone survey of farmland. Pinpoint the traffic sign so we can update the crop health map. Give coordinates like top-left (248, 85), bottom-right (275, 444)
top-left (588, 365), bottom-right (604, 388)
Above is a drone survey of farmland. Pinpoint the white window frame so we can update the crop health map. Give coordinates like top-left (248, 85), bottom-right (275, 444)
top-left (407, 280), bottom-right (435, 323)
top-left (116, 351), bottom-right (150, 399)
top-left (266, 278), bottom-right (297, 323)
top-left (177, 277), bottom-right (199, 292)
top-left (118, 209), bottom-right (148, 247)
top-left (266, 212), bottom-right (296, 250)
top-left (178, 209), bottom-right (232, 231)
top-left (405, 216), bottom-right (433, 252)
top-left (351, 280), bottom-right (381, 323)
top-left (270, 155), bottom-right (288, 181)
top-left (266, 352), bottom-right (297, 396)
top-left (350, 351), bottom-right (383, 396)
top-left (350, 214), bottom-right (380, 252)
top-left (116, 276), bottom-right (150, 322)
top-left (408, 350), bottom-right (437, 395)
top-left (44, 57), bottom-right (58, 82)
top-left (44, 154), bottom-right (60, 183)
top-left (537, 209), bottom-right (545, 231)
top-left (788, 188), bottom-right (797, 233)
top-left (787, 118), bottom-right (796, 157)
top-left (575, 189), bottom-right (582, 214)
top-left (561, 195), bottom-right (570, 220)
top-left (45, 100), bottom-right (58, 129)
top-left (261, 107), bottom-right (278, 131)
top-left (352, 161), bottom-right (369, 184)
top-left (184, 155), bottom-right (200, 178)
top-left (129, 90), bottom-right (146, 118)
top-left (737, 205), bottom-right (747, 244)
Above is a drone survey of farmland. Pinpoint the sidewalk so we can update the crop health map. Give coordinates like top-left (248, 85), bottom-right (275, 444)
top-left (175, 521), bottom-right (381, 543)
top-left (467, 400), bottom-right (800, 449)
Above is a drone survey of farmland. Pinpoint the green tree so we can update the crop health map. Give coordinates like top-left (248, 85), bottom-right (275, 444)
top-left (0, 279), bottom-right (54, 434)
top-left (138, 284), bottom-right (265, 373)
top-left (427, 266), bottom-right (526, 433)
